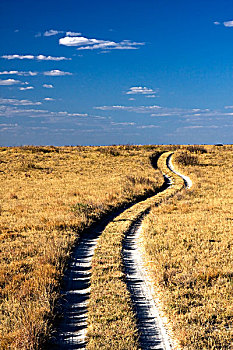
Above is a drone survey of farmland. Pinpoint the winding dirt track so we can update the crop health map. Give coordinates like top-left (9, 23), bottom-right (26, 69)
top-left (48, 153), bottom-right (192, 349)
top-left (122, 154), bottom-right (192, 350)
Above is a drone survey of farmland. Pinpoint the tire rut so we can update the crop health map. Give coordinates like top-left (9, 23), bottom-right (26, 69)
top-left (122, 154), bottom-right (192, 350)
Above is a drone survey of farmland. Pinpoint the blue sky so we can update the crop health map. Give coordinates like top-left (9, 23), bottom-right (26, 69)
top-left (0, 0), bottom-right (233, 145)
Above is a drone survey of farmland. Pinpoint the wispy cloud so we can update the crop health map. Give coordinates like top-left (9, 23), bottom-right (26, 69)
top-left (0, 79), bottom-right (21, 85)
top-left (44, 29), bottom-right (64, 36)
top-left (136, 125), bottom-right (160, 129)
top-left (66, 31), bottom-right (82, 36)
top-left (1, 54), bottom-right (70, 61)
top-left (0, 70), bottom-right (38, 76)
top-left (0, 106), bottom-right (49, 118)
top-left (223, 20), bottom-right (233, 27)
top-left (0, 104), bottom-right (94, 120)
top-left (126, 86), bottom-right (158, 95)
top-left (111, 122), bottom-right (135, 126)
top-left (95, 105), bottom-right (162, 113)
top-left (59, 35), bottom-right (145, 50)
top-left (95, 104), bottom-right (233, 119)
top-left (214, 21), bottom-right (220, 25)
top-left (44, 97), bottom-right (55, 101)
top-left (19, 86), bottom-right (34, 91)
top-left (179, 125), bottom-right (219, 130)
top-left (0, 98), bottom-right (41, 106)
top-left (1, 54), bottom-right (33, 60)
top-left (43, 70), bottom-right (73, 76)
top-left (67, 113), bottom-right (88, 117)
top-left (37, 54), bottom-right (70, 61)
top-left (1, 54), bottom-right (34, 60)
top-left (43, 84), bottom-right (54, 88)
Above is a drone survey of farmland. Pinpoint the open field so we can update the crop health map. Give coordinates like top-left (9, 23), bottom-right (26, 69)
top-left (141, 145), bottom-right (233, 349)
top-left (0, 145), bottom-right (232, 349)
top-left (0, 145), bottom-right (164, 349)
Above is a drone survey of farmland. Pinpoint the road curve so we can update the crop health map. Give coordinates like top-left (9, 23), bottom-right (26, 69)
top-left (122, 153), bottom-right (192, 350)
top-left (48, 152), bottom-right (192, 349)
top-left (167, 153), bottom-right (193, 188)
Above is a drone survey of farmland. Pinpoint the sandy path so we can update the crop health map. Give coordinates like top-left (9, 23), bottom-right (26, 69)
top-left (48, 152), bottom-right (192, 349)
top-left (122, 153), bottom-right (192, 350)
top-left (48, 214), bottom-right (120, 349)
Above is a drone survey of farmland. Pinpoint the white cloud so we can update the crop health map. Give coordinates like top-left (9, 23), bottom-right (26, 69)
top-left (145, 95), bottom-right (156, 98)
top-left (111, 122), bottom-right (135, 126)
top-left (0, 123), bottom-right (18, 127)
top-left (44, 97), bottom-right (55, 101)
top-left (214, 21), bottom-right (220, 25)
top-left (0, 106), bottom-right (50, 118)
top-left (44, 29), bottom-right (64, 36)
top-left (59, 36), bottom-right (101, 46)
top-left (181, 125), bottom-right (219, 129)
top-left (36, 54), bottom-right (70, 61)
top-left (66, 31), bottom-right (82, 36)
top-left (0, 79), bottom-right (21, 85)
top-left (126, 86), bottom-right (157, 95)
top-left (136, 125), bottom-right (160, 129)
top-left (43, 84), bottom-right (54, 88)
top-left (0, 98), bottom-right (41, 106)
top-left (0, 71), bottom-right (19, 75)
top-left (59, 35), bottom-right (145, 50)
top-left (67, 113), bottom-right (88, 117)
top-left (22, 71), bottom-right (38, 76)
top-left (0, 71), bottom-right (38, 76)
top-left (223, 21), bottom-right (233, 27)
top-left (1, 54), bottom-right (70, 61)
top-left (95, 105), bottom-right (161, 113)
top-left (129, 98), bottom-right (135, 101)
top-left (95, 104), bottom-right (233, 119)
top-left (19, 86), bottom-right (34, 91)
top-left (43, 70), bottom-right (73, 76)
top-left (1, 54), bottom-right (34, 60)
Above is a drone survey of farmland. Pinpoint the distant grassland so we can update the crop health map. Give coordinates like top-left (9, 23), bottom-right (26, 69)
top-left (142, 145), bottom-right (233, 349)
top-left (0, 145), bottom-right (164, 349)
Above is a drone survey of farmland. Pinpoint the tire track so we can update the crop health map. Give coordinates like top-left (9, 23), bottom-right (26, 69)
top-left (122, 153), bottom-right (192, 350)
top-left (48, 209), bottom-right (138, 349)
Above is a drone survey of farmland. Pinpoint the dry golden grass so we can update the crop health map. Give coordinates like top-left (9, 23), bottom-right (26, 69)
top-left (141, 145), bottom-right (233, 349)
top-left (0, 145), bottom-right (165, 349)
top-left (2, 144), bottom-right (231, 349)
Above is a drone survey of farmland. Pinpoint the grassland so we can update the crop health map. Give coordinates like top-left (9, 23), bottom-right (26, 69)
top-left (0, 145), bottom-right (164, 349)
top-left (1, 145), bottom-right (232, 350)
top-left (141, 145), bottom-right (233, 349)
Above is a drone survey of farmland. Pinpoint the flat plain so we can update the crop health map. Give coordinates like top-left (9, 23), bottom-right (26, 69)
top-left (0, 145), bottom-right (232, 350)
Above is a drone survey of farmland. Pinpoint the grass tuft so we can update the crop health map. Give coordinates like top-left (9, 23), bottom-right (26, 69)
top-left (175, 151), bottom-right (199, 166)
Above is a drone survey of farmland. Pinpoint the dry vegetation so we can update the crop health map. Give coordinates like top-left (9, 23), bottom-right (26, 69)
top-left (1, 144), bottom-right (232, 350)
top-left (142, 145), bottom-right (233, 349)
top-left (0, 145), bottom-right (165, 349)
